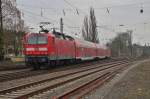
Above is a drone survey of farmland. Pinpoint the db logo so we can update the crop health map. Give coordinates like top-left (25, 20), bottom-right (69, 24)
top-left (35, 48), bottom-right (39, 51)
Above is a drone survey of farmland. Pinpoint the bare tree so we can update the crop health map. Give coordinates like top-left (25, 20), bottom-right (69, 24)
top-left (82, 16), bottom-right (90, 41)
top-left (2, 0), bottom-right (24, 31)
top-left (89, 7), bottom-right (99, 43)
top-left (82, 7), bottom-right (99, 43)
top-left (0, 0), bottom-right (25, 57)
top-left (108, 31), bottom-right (132, 57)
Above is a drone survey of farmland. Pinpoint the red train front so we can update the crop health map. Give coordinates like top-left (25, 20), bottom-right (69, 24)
top-left (24, 33), bottom-right (54, 68)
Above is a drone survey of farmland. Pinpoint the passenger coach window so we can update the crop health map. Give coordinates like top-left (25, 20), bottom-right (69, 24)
top-left (65, 36), bottom-right (74, 41)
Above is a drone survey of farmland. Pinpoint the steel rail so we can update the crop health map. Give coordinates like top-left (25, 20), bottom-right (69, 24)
top-left (0, 60), bottom-right (129, 99)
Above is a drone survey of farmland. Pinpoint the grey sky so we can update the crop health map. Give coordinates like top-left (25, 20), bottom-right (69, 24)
top-left (17, 0), bottom-right (150, 45)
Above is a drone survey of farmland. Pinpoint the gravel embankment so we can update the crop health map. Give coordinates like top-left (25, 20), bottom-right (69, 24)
top-left (104, 60), bottom-right (150, 99)
top-left (84, 59), bottom-right (150, 99)
top-left (0, 61), bottom-right (26, 71)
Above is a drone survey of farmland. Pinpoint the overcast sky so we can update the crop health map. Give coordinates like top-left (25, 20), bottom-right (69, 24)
top-left (17, 0), bottom-right (150, 45)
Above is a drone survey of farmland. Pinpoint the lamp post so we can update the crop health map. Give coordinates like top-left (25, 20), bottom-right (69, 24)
top-left (127, 30), bottom-right (133, 57)
top-left (118, 24), bottom-right (125, 57)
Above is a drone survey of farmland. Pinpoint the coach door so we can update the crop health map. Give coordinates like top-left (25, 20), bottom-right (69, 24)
top-left (64, 36), bottom-right (75, 59)
top-left (54, 32), bottom-right (66, 60)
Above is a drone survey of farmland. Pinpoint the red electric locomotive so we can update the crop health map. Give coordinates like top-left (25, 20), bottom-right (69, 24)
top-left (23, 29), bottom-right (111, 69)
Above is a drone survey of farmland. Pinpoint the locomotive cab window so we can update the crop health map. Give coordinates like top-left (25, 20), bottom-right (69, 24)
top-left (28, 35), bottom-right (48, 44)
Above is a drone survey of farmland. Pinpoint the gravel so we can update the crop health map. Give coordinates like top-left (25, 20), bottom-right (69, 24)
top-left (84, 59), bottom-right (150, 99)
top-left (0, 61), bottom-right (26, 71)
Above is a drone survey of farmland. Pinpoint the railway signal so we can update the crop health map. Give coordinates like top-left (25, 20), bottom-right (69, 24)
top-left (140, 3), bottom-right (144, 14)
top-left (140, 8), bottom-right (143, 14)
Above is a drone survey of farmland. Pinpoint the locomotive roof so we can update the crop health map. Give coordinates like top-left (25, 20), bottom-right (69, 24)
top-left (25, 32), bottom-right (55, 37)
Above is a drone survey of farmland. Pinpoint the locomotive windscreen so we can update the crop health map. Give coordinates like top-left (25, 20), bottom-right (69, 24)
top-left (27, 35), bottom-right (48, 44)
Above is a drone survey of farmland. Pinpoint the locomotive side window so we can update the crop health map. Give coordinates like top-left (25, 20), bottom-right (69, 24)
top-left (54, 33), bottom-right (60, 38)
top-left (59, 35), bottom-right (64, 40)
top-left (54, 32), bottom-right (65, 40)
top-left (28, 35), bottom-right (48, 44)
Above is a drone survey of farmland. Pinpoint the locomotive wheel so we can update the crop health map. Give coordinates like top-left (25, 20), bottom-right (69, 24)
top-left (49, 61), bottom-right (56, 68)
top-left (56, 60), bottom-right (60, 66)
top-left (25, 62), bottom-right (30, 67)
top-left (33, 65), bottom-right (40, 70)
top-left (70, 59), bottom-right (75, 64)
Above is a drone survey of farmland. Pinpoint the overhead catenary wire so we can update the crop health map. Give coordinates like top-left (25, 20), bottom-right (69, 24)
top-left (20, 8), bottom-right (78, 33)
top-left (17, 1), bottom-right (150, 11)
top-left (63, 0), bottom-right (88, 15)
top-left (17, 0), bottom-right (150, 28)
top-left (19, 6), bottom-right (150, 34)
top-left (17, 0), bottom-right (150, 34)
top-left (22, 9), bottom-right (115, 33)
top-left (16, 3), bottom-right (116, 33)
top-left (18, 4), bottom-right (80, 30)
top-left (19, 8), bottom-right (57, 23)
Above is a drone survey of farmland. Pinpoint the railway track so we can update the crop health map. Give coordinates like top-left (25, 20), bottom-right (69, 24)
top-left (0, 68), bottom-right (31, 75)
top-left (0, 59), bottom-right (131, 99)
top-left (0, 62), bottom-right (27, 72)
top-left (0, 68), bottom-right (48, 82)
top-left (56, 64), bottom-right (126, 99)
top-left (0, 58), bottom-right (121, 82)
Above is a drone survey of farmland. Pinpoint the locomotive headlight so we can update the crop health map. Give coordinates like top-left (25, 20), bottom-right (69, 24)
top-left (39, 48), bottom-right (48, 51)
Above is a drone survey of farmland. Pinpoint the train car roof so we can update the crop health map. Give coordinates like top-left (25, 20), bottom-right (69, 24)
top-left (74, 38), bottom-right (96, 48)
top-left (95, 43), bottom-right (108, 49)
top-left (74, 37), bottom-right (108, 49)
